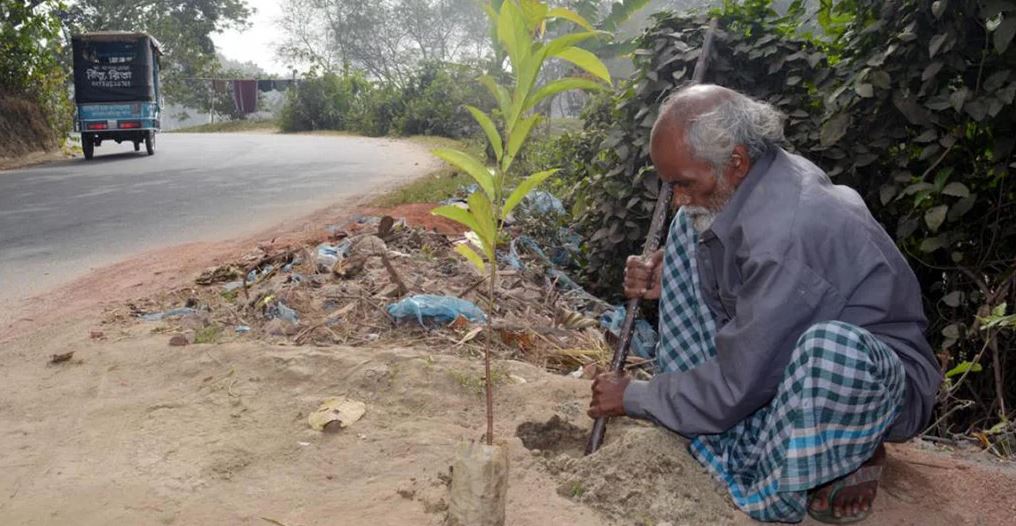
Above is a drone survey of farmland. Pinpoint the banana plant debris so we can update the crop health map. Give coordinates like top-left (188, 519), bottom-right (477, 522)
top-left (105, 214), bottom-right (654, 379)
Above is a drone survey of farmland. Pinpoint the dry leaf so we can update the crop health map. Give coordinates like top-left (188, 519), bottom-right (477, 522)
top-left (308, 397), bottom-right (367, 432)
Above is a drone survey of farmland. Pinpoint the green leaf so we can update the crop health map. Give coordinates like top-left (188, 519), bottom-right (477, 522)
top-left (467, 192), bottom-right (498, 260)
top-left (995, 17), bottom-right (1016, 53)
top-left (541, 31), bottom-right (602, 59)
top-left (547, 7), bottom-right (596, 31)
top-left (526, 77), bottom-right (606, 111)
top-left (925, 205), bottom-right (948, 232)
top-left (432, 148), bottom-right (495, 200)
top-left (950, 87), bottom-right (969, 112)
top-left (929, 33), bottom-right (948, 57)
top-left (497, 0), bottom-right (530, 68)
top-left (941, 182), bottom-right (970, 197)
top-left (945, 361), bottom-right (982, 378)
top-left (454, 243), bottom-right (486, 272)
top-left (932, 0), bottom-right (947, 18)
top-left (922, 61), bottom-right (943, 81)
top-left (503, 169), bottom-right (558, 218)
top-left (820, 113), bottom-right (851, 147)
top-left (855, 83), bottom-right (874, 98)
top-left (465, 105), bottom-right (503, 161)
top-left (553, 46), bottom-right (611, 84)
top-left (880, 185), bottom-right (899, 205)
top-left (920, 236), bottom-right (947, 252)
top-left (479, 75), bottom-right (511, 119)
top-left (943, 291), bottom-right (963, 307)
top-left (948, 195), bottom-right (977, 221)
top-left (503, 115), bottom-right (540, 172)
top-left (432, 204), bottom-right (482, 236)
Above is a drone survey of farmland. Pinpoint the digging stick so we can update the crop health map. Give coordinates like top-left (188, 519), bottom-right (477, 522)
top-left (585, 18), bottom-right (719, 456)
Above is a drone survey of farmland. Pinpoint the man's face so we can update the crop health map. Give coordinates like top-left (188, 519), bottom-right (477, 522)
top-left (649, 125), bottom-right (737, 232)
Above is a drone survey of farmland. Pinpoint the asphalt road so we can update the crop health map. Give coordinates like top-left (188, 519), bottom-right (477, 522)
top-left (0, 133), bottom-right (436, 303)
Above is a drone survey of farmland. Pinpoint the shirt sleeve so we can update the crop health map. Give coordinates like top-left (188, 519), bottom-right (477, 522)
top-left (623, 254), bottom-right (846, 435)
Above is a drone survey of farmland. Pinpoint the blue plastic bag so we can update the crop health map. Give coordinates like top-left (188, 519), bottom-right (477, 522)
top-left (600, 306), bottom-right (659, 360)
top-left (141, 307), bottom-right (197, 321)
top-left (386, 295), bottom-right (486, 327)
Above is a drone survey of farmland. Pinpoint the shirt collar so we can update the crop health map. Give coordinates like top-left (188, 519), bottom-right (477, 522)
top-left (702, 146), bottom-right (778, 241)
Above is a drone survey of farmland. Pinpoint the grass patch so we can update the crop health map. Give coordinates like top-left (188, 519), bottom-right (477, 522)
top-left (194, 325), bottom-right (223, 344)
top-left (170, 119), bottom-right (278, 133)
top-left (370, 135), bottom-right (485, 207)
top-left (448, 364), bottom-right (510, 397)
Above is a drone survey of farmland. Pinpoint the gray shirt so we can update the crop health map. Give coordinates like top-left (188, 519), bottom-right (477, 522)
top-left (623, 147), bottom-right (942, 440)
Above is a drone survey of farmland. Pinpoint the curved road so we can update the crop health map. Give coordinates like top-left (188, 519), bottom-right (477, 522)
top-left (0, 133), bottom-right (438, 303)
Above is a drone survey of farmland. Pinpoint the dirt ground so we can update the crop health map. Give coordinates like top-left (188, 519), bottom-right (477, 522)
top-left (2, 202), bottom-right (1016, 525)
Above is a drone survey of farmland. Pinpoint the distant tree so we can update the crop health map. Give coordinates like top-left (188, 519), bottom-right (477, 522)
top-left (61, 0), bottom-right (253, 108)
top-left (276, 0), bottom-right (489, 86)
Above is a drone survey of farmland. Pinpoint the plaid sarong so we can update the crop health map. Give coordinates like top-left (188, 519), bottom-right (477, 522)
top-left (655, 209), bottom-right (906, 522)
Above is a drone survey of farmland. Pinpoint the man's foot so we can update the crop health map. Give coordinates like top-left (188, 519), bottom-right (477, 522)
top-left (807, 444), bottom-right (886, 524)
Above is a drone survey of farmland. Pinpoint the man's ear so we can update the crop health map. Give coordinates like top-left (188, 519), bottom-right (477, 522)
top-left (727, 144), bottom-right (752, 184)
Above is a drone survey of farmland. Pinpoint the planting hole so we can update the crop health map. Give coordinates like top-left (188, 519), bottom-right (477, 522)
top-left (516, 415), bottom-right (587, 457)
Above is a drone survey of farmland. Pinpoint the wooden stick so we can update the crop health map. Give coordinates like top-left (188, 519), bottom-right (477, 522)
top-left (586, 17), bottom-right (720, 456)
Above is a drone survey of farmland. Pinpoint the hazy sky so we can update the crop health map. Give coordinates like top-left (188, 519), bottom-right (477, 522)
top-left (212, 0), bottom-right (289, 75)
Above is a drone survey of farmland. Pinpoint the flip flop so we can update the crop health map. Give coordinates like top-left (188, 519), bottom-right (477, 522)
top-left (807, 464), bottom-right (883, 524)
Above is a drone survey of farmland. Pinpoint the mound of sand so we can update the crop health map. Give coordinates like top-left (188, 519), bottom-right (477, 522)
top-left (543, 425), bottom-right (737, 526)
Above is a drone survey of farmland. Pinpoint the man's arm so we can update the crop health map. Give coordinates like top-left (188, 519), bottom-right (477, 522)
top-left (618, 254), bottom-right (845, 435)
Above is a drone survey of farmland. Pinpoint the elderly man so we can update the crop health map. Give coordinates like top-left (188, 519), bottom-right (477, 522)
top-left (587, 85), bottom-right (942, 524)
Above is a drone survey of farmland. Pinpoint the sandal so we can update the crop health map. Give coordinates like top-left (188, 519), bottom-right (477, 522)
top-left (807, 464), bottom-right (883, 524)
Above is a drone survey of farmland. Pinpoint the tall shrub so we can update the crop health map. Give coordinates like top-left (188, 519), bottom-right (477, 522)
top-left (564, 0), bottom-right (1016, 439)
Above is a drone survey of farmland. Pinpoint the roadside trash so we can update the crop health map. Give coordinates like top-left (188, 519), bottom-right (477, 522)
top-left (141, 307), bottom-right (197, 321)
top-left (386, 295), bottom-right (486, 327)
top-left (315, 240), bottom-right (351, 271)
top-left (519, 191), bottom-right (565, 217)
top-left (235, 325), bottom-right (251, 334)
top-left (245, 264), bottom-right (275, 284)
top-left (89, 330), bottom-right (105, 340)
top-left (195, 265), bottom-right (240, 285)
top-left (49, 351), bottom-right (74, 364)
top-left (308, 397), bottom-right (367, 432)
top-left (222, 281), bottom-right (243, 292)
top-left (168, 334), bottom-right (190, 346)
top-left (600, 306), bottom-right (658, 360)
top-left (266, 301), bottom-right (299, 323)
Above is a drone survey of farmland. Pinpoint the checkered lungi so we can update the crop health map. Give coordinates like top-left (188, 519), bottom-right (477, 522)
top-left (655, 209), bottom-right (906, 522)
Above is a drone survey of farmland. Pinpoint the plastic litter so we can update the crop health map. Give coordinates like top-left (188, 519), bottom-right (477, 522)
top-left (315, 240), bottom-right (352, 271)
top-left (235, 325), bottom-right (251, 334)
top-left (386, 295), bottom-right (486, 327)
top-left (266, 301), bottom-right (299, 323)
top-left (141, 307), bottom-right (198, 321)
top-left (245, 264), bottom-right (275, 284)
top-left (222, 281), bottom-right (243, 292)
top-left (600, 306), bottom-right (659, 360)
top-left (518, 191), bottom-right (565, 217)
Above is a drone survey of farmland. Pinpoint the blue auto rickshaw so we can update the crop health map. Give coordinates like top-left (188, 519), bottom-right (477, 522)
top-left (71, 32), bottom-right (163, 160)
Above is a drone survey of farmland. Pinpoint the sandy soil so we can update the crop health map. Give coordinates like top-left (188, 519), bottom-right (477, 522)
top-left (2, 200), bottom-right (1015, 525)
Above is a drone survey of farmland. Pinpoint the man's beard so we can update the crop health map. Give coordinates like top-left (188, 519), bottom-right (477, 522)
top-left (683, 171), bottom-right (736, 233)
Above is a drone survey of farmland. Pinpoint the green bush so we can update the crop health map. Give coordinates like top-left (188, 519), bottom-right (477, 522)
top-left (278, 62), bottom-right (490, 138)
top-left (278, 69), bottom-right (376, 132)
top-left (0, 0), bottom-right (73, 146)
top-left (553, 0), bottom-right (1015, 438)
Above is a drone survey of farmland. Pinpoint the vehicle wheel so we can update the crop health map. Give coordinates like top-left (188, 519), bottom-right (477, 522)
top-left (145, 131), bottom-right (155, 155)
top-left (134, 141), bottom-right (140, 152)
top-left (82, 135), bottom-right (94, 160)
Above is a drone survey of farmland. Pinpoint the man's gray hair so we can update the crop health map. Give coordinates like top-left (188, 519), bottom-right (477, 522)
top-left (661, 90), bottom-right (785, 167)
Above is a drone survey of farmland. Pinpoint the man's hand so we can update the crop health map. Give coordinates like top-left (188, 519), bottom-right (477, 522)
top-left (623, 249), bottom-right (664, 300)
top-left (588, 372), bottom-right (631, 418)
